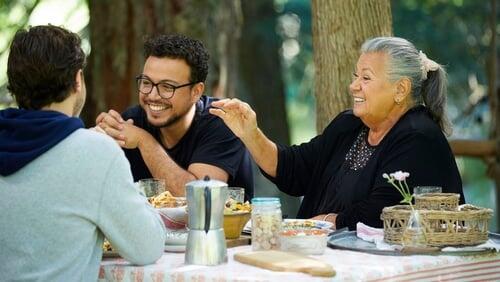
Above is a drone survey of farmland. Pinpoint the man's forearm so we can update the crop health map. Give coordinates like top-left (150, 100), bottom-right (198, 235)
top-left (137, 134), bottom-right (196, 196)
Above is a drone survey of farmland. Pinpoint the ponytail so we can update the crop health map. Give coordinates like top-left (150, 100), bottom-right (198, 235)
top-left (421, 66), bottom-right (452, 136)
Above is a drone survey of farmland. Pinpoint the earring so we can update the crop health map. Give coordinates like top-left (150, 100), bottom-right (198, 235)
top-left (395, 98), bottom-right (402, 105)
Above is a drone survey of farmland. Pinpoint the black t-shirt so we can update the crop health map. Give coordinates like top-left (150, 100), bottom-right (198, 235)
top-left (121, 95), bottom-right (254, 200)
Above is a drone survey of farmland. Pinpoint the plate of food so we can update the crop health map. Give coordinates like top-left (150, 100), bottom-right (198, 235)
top-left (282, 219), bottom-right (334, 230)
top-left (243, 218), bottom-right (334, 235)
top-left (102, 239), bottom-right (120, 258)
top-left (149, 191), bottom-right (187, 208)
top-left (102, 231), bottom-right (189, 257)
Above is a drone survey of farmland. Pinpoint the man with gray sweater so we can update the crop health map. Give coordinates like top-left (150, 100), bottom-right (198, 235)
top-left (0, 25), bottom-right (166, 281)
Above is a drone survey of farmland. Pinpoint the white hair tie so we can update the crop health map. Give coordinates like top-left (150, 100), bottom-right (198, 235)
top-left (419, 51), bottom-right (439, 80)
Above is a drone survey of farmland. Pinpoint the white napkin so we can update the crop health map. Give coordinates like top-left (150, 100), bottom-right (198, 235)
top-left (356, 222), bottom-right (400, 251)
top-left (441, 239), bottom-right (500, 252)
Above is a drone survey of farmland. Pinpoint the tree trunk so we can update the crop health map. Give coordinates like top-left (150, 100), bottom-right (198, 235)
top-left (84, 0), bottom-right (144, 125)
top-left (311, 0), bottom-right (392, 132)
top-left (208, 0), bottom-right (242, 99)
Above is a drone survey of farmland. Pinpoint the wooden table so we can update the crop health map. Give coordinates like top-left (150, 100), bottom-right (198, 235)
top-left (226, 235), bottom-right (251, 248)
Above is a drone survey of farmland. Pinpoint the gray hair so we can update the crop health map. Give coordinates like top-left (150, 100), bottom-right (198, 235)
top-left (360, 37), bottom-right (451, 135)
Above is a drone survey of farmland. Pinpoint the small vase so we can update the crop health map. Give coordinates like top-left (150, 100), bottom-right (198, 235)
top-left (402, 208), bottom-right (427, 248)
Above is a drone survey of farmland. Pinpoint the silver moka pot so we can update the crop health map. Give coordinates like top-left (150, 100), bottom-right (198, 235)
top-left (185, 176), bottom-right (228, 265)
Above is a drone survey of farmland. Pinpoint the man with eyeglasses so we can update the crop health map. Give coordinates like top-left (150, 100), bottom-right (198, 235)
top-left (95, 34), bottom-right (254, 200)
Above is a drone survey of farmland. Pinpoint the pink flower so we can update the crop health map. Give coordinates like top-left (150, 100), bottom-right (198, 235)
top-left (383, 170), bottom-right (413, 205)
top-left (390, 171), bottom-right (410, 181)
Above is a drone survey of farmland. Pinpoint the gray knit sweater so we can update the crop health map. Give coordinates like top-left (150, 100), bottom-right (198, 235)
top-left (0, 129), bottom-right (166, 281)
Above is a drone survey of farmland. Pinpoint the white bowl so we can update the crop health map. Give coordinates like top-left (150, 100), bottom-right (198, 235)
top-left (279, 229), bottom-right (329, 255)
top-left (157, 206), bottom-right (188, 230)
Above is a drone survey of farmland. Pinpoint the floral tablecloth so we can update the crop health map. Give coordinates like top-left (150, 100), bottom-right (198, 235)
top-left (99, 246), bottom-right (500, 282)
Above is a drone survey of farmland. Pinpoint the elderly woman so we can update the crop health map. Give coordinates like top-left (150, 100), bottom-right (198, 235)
top-left (209, 37), bottom-right (465, 230)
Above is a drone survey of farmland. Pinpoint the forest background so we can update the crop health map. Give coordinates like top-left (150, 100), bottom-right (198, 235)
top-left (0, 0), bottom-right (498, 231)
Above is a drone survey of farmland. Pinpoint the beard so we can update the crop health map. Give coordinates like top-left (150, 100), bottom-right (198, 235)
top-left (148, 104), bottom-right (192, 128)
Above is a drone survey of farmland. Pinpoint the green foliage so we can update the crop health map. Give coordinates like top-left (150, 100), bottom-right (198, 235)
top-left (392, 0), bottom-right (496, 126)
top-left (0, 0), bottom-right (41, 107)
top-left (0, 0), bottom-right (88, 108)
top-left (275, 0), bottom-right (316, 143)
top-left (459, 157), bottom-right (497, 231)
top-left (0, 0), bottom-right (40, 54)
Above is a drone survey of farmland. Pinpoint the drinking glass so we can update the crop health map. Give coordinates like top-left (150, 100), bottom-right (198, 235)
top-left (413, 186), bottom-right (442, 196)
top-left (227, 187), bottom-right (245, 203)
top-left (139, 178), bottom-right (166, 197)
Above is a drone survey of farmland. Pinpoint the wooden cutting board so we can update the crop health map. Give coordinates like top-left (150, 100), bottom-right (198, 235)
top-left (234, 250), bottom-right (335, 277)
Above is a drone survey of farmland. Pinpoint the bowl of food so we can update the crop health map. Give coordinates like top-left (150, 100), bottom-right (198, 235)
top-left (149, 191), bottom-right (187, 208)
top-left (223, 199), bottom-right (251, 239)
top-left (282, 219), bottom-right (333, 230)
top-left (223, 211), bottom-right (251, 239)
top-left (279, 228), bottom-right (329, 255)
top-left (150, 191), bottom-right (188, 230)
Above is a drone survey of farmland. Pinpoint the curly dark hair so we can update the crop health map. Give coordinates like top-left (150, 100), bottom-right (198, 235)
top-left (144, 34), bottom-right (209, 83)
top-left (7, 25), bottom-right (86, 110)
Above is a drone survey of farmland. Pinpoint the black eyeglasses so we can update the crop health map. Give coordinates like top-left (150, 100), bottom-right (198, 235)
top-left (136, 75), bottom-right (196, 99)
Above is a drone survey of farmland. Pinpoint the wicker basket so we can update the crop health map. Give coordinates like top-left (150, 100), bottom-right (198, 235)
top-left (415, 193), bottom-right (460, 211)
top-left (381, 205), bottom-right (412, 244)
top-left (381, 204), bottom-right (493, 247)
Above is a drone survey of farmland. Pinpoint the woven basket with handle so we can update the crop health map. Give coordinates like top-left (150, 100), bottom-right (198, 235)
top-left (381, 197), bottom-right (493, 247)
top-left (415, 193), bottom-right (460, 211)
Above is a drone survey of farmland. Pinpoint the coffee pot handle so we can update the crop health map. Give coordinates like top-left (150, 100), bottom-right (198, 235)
top-left (204, 186), bottom-right (211, 233)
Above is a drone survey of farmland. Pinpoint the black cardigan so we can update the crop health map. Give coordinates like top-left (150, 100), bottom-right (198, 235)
top-left (266, 106), bottom-right (464, 230)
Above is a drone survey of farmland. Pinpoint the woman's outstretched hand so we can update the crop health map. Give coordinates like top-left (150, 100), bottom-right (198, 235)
top-left (209, 98), bottom-right (258, 141)
top-left (210, 98), bottom-right (278, 177)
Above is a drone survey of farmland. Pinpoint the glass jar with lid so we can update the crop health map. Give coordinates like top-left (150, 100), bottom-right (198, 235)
top-left (251, 197), bottom-right (282, 251)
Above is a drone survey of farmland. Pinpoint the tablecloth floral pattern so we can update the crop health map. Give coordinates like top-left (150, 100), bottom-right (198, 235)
top-left (99, 245), bottom-right (500, 282)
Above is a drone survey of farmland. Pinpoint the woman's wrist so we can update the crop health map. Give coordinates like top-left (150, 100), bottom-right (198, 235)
top-left (244, 128), bottom-right (278, 177)
top-left (322, 213), bottom-right (337, 229)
